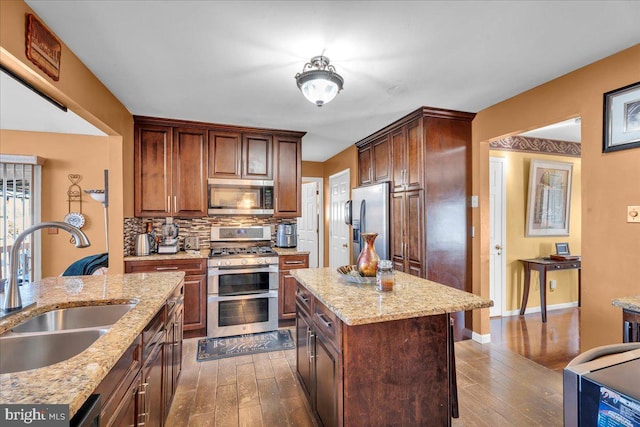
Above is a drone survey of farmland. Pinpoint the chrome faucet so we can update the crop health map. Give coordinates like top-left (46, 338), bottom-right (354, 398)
top-left (2, 221), bottom-right (91, 312)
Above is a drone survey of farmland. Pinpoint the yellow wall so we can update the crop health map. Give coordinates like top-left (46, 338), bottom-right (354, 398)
top-left (473, 44), bottom-right (640, 350)
top-left (1, 1), bottom-right (133, 273)
top-left (491, 150), bottom-right (582, 312)
top-left (302, 161), bottom-right (324, 178)
top-left (1, 130), bottom-right (110, 276)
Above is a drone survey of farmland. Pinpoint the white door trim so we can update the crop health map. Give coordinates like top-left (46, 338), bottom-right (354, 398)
top-left (489, 156), bottom-right (506, 317)
top-left (300, 176), bottom-right (324, 268)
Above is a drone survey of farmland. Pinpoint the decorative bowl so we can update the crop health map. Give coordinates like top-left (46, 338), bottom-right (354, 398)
top-left (336, 265), bottom-right (377, 284)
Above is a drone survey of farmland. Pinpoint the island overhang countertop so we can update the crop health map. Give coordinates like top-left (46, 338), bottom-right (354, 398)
top-left (290, 267), bottom-right (493, 326)
top-left (0, 272), bottom-right (184, 417)
top-left (612, 296), bottom-right (640, 312)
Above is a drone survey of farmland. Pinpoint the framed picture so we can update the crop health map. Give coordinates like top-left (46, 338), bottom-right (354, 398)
top-left (603, 81), bottom-right (640, 152)
top-left (555, 242), bottom-right (570, 255)
top-left (526, 159), bottom-right (573, 237)
top-left (25, 14), bottom-right (61, 81)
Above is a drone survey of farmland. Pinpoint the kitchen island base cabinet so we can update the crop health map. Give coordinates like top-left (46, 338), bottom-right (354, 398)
top-left (296, 282), bottom-right (450, 427)
top-left (623, 309), bottom-right (640, 342)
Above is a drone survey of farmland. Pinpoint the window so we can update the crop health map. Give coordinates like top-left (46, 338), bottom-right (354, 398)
top-left (1, 155), bottom-right (43, 286)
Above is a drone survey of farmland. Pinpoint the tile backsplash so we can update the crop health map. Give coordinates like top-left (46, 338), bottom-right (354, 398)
top-left (123, 216), bottom-right (294, 256)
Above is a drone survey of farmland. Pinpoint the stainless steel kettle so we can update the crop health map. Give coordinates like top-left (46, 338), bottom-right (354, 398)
top-left (134, 233), bottom-right (155, 256)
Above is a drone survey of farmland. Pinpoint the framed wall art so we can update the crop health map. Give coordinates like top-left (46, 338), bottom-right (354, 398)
top-left (526, 159), bottom-right (573, 237)
top-left (25, 13), bottom-right (61, 81)
top-left (603, 81), bottom-right (640, 153)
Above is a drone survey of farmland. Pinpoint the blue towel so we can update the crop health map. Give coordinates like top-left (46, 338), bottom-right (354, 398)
top-left (62, 253), bottom-right (109, 276)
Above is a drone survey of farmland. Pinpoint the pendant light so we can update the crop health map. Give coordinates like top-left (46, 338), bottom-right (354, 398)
top-left (295, 55), bottom-right (344, 107)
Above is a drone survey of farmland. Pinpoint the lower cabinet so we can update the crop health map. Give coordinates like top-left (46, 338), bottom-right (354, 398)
top-left (623, 309), bottom-right (640, 342)
top-left (296, 287), bottom-right (340, 427)
top-left (125, 258), bottom-right (206, 337)
top-left (279, 254), bottom-right (309, 320)
top-left (94, 283), bottom-right (184, 427)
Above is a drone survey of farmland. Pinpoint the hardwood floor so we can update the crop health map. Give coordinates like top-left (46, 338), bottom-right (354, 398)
top-left (167, 309), bottom-right (580, 426)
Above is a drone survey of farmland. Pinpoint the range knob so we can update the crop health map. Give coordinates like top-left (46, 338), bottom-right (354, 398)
top-left (264, 258), bottom-right (271, 264)
top-left (225, 260), bottom-right (231, 266)
top-left (241, 259), bottom-right (248, 265)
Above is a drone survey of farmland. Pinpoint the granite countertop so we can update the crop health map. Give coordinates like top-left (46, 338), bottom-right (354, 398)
top-left (124, 249), bottom-right (208, 261)
top-left (612, 296), bottom-right (640, 312)
top-left (291, 268), bottom-right (493, 326)
top-left (0, 272), bottom-right (184, 417)
top-left (272, 247), bottom-right (310, 256)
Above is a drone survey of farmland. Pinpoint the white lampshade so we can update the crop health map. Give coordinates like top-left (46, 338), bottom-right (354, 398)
top-left (295, 56), bottom-right (344, 107)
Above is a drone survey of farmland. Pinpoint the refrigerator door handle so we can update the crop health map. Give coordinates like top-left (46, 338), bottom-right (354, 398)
top-left (359, 199), bottom-right (366, 250)
top-left (344, 200), bottom-right (352, 225)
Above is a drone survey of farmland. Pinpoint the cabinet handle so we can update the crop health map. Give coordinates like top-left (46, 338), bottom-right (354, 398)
top-left (167, 196), bottom-right (171, 212)
top-left (284, 261), bottom-right (305, 265)
top-left (316, 312), bottom-right (333, 329)
top-left (369, 167), bottom-right (372, 182)
top-left (174, 196), bottom-right (177, 213)
top-left (138, 381), bottom-right (149, 424)
top-left (156, 266), bottom-right (179, 271)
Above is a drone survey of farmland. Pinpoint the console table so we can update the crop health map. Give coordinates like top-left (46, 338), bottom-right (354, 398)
top-left (519, 257), bottom-right (581, 323)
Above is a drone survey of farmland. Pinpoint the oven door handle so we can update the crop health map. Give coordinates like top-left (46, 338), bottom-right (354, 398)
top-left (208, 267), bottom-right (277, 276)
top-left (208, 290), bottom-right (278, 302)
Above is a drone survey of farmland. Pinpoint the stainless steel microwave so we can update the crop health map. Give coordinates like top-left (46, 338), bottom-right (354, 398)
top-left (207, 178), bottom-right (274, 215)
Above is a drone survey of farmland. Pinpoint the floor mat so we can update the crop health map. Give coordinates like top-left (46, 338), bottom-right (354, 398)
top-left (196, 329), bottom-right (295, 362)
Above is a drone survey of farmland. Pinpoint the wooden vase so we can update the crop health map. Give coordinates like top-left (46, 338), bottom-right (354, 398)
top-left (357, 232), bottom-right (380, 277)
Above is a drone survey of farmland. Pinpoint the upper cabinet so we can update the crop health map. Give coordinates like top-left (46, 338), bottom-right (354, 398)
top-left (391, 119), bottom-right (422, 192)
top-left (357, 135), bottom-right (390, 187)
top-left (134, 123), bottom-right (207, 217)
top-left (134, 116), bottom-right (304, 219)
top-left (273, 135), bottom-right (302, 217)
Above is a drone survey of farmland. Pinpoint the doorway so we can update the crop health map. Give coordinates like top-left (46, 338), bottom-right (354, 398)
top-left (328, 169), bottom-right (350, 268)
top-left (297, 177), bottom-right (323, 268)
top-left (489, 157), bottom-right (506, 317)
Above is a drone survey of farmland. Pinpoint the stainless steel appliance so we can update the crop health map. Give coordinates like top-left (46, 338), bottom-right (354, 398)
top-left (207, 178), bottom-right (274, 215)
top-left (158, 219), bottom-right (179, 254)
top-left (134, 233), bottom-right (155, 256)
top-left (276, 223), bottom-right (297, 248)
top-left (563, 342), bottom-right (640, 426)
top-left (207, 225), bottom-right (279, 338)
top-left (345, 182), bottom-right (390, 264)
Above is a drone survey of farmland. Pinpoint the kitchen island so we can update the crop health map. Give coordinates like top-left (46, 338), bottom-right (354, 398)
top-left (0, 272), bottom-right (184, 420)
top-left (613, 295), bottom-right (640, 342)
top-left (291, 267), bottom-right (493, 427)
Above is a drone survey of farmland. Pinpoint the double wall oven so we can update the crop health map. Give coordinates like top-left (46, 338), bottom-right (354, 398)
top-left (207, 226), bottom-right (279, 338)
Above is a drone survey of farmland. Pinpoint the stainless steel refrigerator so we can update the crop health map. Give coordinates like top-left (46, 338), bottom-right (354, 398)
top-left (345, 182), bottom-right (390, 265)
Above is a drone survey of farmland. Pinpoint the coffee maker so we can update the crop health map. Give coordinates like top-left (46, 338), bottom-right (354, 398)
top-left (276, 223), bottom-right (297, 248)
top-left (157, 218), bottom-right (179, 254)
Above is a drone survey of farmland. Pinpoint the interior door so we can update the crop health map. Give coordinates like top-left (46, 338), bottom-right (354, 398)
top-left (490, 157), bottom-right (506, 317)
top-left (329, 169), bottom-right (350, 268)
top-left (297, 181), bottom-right (319, 267)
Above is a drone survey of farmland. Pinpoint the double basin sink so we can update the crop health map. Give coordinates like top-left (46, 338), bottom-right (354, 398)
top-left (0, 304), bottom-right (135, 374)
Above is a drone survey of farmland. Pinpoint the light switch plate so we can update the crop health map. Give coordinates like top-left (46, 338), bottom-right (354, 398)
top-left (470, 195), bottom-right (479, 208)
top-left (628, 206), bottom-right (640, 223)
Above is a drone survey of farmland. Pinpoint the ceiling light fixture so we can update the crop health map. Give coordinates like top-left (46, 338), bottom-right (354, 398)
top-left (295, 55), bottom-right (344, 107)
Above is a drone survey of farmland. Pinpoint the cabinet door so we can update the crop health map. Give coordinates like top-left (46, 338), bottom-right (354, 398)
top-left (406, 190), bottom-right (424, 277)
top-left (390, 127), bottom-right (406, 192)
top-left (274, 136), bottom-right (302, 217)
top-left (104, 371), bottom-right (140, 427)
top-left (404, 118), bottom-right (423, 191)
top-left (390, 192), bottom-right (406, 272)
top-left (358, 144), bottom-right (372, 186)
top-left (134, 124), bottom-right (172, 217)
top-left (296, 309), bottom-right (313, 399)
top-left (141, 342), bottom-right (164, 427)
top-left (279, 273), bottom-right (298, 320)
top-left (242, 134), bottom-right (273, 179)
top-left (314, 333), bottom-right (339, 427)
top-left (173, 127), bottom-right (208, 217)
top-left (208, 131), bottom-right (241, 178)
top-left (372, 135), bottom-right (390, 183)
top-left (183, 274), bottom-right (206, 333)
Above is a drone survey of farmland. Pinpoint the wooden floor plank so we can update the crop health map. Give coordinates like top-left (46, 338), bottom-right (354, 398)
top-left (257, 377), bottom-right (289, 426)
top-left (236, 363), bottom-right (260, 409)
top-left (214, 383), bottom-right (238, 427)
top-left (192, 359), bottom-right (219, 415)
top-left (217, 357), bottom-right (237, 386)
top-left (238, 404), bottom-right (263, 427)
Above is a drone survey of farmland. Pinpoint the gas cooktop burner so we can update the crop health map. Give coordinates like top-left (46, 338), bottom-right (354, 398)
top-left (209, 246), bottom-right (276, 258)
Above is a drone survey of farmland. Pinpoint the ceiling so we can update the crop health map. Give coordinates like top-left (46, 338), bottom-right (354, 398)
top-left (7, 1), bottom-right (640, 161)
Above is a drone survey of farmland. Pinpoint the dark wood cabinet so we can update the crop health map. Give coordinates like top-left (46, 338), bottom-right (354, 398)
top-left (355, 107), bottom-right (474, 299)
top-left (140, 335), bottom-right (164, 427)
top-left (208, 131), bottom-right (242, 178)
top-left (623, 309), bottom-right (640, 343)
top-left (106, 371), bottom-right (140, 427)
top-left (279, 254), bottom-right (309, 320)
top-left (125, 259), bottom-right (206, 337)
top-left (296, 289), bottom-right (340, 427)
top-left (274, 136), bottom-right (302, 217)
top-left (391, 190), bottom-right (424, 277)
top-left (358, 135), bottom-right (390, 186)
top-left (242, 134), bottom-right (273, 179)
top-left (134, 122), bottom-right (207, 217)
top-left (164, 286), bottom-right (184, 418)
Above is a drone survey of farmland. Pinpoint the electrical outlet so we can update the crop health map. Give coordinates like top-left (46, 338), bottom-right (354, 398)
top-left (550, 280), bottom-right (557, 291)
top-left (628, 206), bottom-right (640, 223)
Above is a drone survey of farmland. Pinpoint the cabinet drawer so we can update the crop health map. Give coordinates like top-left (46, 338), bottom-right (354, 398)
top-left (550, 262), bottom-right (581, 270)
top-left (296, 283), bottom-right (313, 314)
top-left (142, 308), bottom-right (165, 362)
top-left (125, 258), bottom-right (206, 275)
top-left (279, 254), bottom-right (309, 271)
top-left (313, 299), bottom-right (341, 350)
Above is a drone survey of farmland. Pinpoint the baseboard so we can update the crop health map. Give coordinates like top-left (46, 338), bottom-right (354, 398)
top-left (471, 331), bottom-right (491, 344)
top-left (502, 301), bottom-right (579, 317)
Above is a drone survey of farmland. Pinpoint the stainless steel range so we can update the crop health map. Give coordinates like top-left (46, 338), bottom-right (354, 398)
top-left (207, 225), bottom-right (278, 338)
